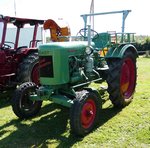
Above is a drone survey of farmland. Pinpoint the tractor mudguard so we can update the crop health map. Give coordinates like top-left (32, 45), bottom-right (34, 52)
top-left (105, 44), bottom-right (138, 59)
top-left (20, 48), bottom-right (38, 55)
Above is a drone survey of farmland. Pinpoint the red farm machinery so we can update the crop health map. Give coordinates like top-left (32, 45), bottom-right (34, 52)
top-left (0, 15), bottom-right (70, 91)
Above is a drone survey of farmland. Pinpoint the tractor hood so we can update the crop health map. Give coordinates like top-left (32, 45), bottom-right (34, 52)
top-left (38, 41), bottom-right (95, 85)
top-left (39, 41), bottom-right (95, 56)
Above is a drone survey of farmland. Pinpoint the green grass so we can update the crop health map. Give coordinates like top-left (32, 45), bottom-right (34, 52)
top-left (0, 57), bottom-right (150, 148)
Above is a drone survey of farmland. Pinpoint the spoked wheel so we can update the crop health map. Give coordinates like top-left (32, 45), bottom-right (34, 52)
top-left (70, 90), bottom-right (100, 136)
top-left (11, 82), bottom-right (42, 119)
top-left (106, 50), bottom-right (137, 107)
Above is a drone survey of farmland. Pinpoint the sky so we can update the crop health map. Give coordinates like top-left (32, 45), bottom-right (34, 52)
top-left (0, 0), bottom-right (150, 35)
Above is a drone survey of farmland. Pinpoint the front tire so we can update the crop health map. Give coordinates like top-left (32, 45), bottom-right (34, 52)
top-left (70, 90), bottom-right (100, 136)
top-left (106, 50), bottom-right (137, 107)
top-left (11, 82), bottom-right (42, 119)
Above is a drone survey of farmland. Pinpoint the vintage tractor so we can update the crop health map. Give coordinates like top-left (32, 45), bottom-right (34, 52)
top-left (11, 10), bottom-right (138, 136)
top-left (0, 15), bottom-right (70, 91)
top-left (0, 15), bottom-right (44, 90)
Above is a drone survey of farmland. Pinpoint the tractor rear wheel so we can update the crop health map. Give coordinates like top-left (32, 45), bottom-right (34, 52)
top-left (70, 90), bottom-right (100, 136)
top-left (11, 82), bottom-right (42, 119)
top-left (106, 50), bottom-right (137, 107)
top-left (17, 52), bottom-right (39, 85)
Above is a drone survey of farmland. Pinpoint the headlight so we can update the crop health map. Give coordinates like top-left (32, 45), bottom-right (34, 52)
top-left (85, 46), bottom-right (93, 55)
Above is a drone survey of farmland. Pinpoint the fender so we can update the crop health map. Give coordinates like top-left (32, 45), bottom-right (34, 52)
top-left (105, 44), bottom-right (138, 58)
top-left (18, 47), bottom-right (38, 55)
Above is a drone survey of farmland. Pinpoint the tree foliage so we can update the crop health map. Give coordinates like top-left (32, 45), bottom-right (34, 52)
top-left (135, 36), bottom-right (150, 52)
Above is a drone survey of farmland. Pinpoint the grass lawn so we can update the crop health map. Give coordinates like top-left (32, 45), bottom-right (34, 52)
top-left (0, 57), bottom-right (150, 148)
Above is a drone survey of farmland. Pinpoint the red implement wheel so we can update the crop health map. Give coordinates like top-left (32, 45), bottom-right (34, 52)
top-left (106, 50), bottom-right (137, 107)
top-left (70, 90), bottom-right (100, 136)
top-left (11, 82), bottom-right (42, 119)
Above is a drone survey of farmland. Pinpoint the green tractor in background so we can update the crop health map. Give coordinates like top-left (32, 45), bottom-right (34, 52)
top-left (11, 10), bottom-right (138, 136)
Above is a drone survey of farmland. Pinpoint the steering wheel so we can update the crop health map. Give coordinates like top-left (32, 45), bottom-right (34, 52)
top-left (2, 43), bottom-right (12, 49)
top-left (78, 28), bottom-right (99, 39)
top-left (1, 41), bottom-right (15, 49)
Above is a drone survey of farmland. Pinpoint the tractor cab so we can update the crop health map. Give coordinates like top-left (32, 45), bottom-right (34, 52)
top-left (0, 15), bottom-right (44, 90)
top-left (0, 15), bottom-right (44, 51)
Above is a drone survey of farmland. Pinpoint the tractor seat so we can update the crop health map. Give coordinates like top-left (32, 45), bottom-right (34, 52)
top-left (92, 32), bottom-right (110, 49)
top-left (16, 46), bottom-right (28, 51)
top-left (9, 46), bottom-right (28, 54)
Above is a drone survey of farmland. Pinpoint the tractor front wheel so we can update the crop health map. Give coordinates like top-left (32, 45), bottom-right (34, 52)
top-left (70, 90), bottom-right (100, 136)
top-left (11, 82), bottom-right (42, 119)
top-left (106, 50), bottom-right (137, 107)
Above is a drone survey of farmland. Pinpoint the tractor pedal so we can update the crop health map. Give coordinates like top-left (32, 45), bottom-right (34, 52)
top-left (96, 65), bottom-right (109, 71)
top-left (100, 85), bottom-right (108, 91)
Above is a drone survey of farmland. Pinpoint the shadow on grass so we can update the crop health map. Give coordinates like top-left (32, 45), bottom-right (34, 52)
top-left (0, 101), bottom-right (122, 147)
top-left (0, 89), bottom-right (14, 108)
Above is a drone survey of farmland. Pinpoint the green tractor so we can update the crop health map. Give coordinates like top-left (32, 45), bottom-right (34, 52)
top-left (11, 10), bottom-right (138, 136)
